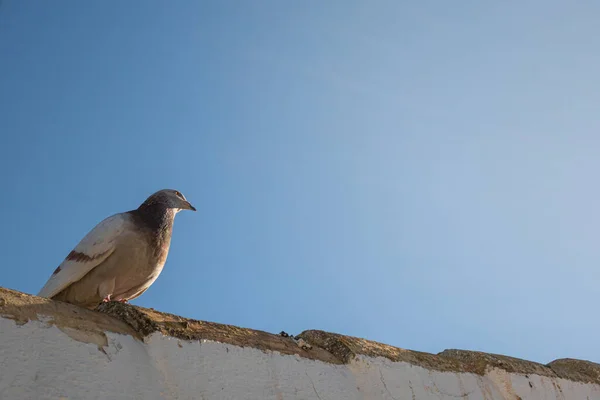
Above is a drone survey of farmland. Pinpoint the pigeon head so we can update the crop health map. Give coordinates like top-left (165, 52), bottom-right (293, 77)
top-left (139, 189), bottom-right (196, 213)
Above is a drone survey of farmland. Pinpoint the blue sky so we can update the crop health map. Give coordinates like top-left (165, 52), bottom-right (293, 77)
top-left (1, 1), bottom-right (599, 364)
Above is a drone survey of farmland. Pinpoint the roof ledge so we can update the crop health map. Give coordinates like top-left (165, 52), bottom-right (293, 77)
top-left (2, 286), bottom-right (600, 384)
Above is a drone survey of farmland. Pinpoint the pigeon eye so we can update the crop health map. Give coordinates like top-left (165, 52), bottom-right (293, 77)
top-left (174, 191), bottom-right (182, 198)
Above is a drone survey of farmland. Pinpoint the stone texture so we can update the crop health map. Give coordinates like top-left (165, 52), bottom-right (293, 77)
top-left (0, 286), bottom-right (138, 348)
top-left (2, 286), bottom-right (600, 387)
top-left (438, 349), bottom-right (557, 378)
top-left (298, 329), bottom-right (465, 371)
top-left (95, 301), bottom-right (340, 364)
top-left (548, 358), bottom-right (600, 384)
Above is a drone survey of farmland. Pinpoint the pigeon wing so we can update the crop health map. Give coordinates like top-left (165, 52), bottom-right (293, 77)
top-left (38, 213), bottom-right (129, 299)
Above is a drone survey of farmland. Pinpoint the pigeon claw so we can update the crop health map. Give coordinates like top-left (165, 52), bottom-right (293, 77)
top-left (100, 295), bottom-right (127, 304)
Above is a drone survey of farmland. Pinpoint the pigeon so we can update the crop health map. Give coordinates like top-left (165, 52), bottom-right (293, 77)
top-left (38, 189), bottom-right (196, 309)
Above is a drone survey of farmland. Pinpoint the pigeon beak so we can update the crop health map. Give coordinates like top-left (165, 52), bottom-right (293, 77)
top-left (184, 201), bottom-right (196, 212)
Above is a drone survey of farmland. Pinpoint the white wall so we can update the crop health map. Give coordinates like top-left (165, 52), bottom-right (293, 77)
top-left (1, 316), bottom-right (599, 400)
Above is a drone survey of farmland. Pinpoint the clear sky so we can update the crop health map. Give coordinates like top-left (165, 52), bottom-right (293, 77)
top-left (1, 1), bottom-right (599, 364)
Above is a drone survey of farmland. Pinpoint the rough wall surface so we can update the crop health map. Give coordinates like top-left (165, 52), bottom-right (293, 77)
top-left (1, 287), bottom-right (599, 400)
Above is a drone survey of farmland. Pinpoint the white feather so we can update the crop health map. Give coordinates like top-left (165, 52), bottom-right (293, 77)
top-left (37, 213), bottom-right (128, 299)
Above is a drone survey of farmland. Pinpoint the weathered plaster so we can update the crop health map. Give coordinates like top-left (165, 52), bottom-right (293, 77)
top-left (1, 287), bottom-right (599, 400)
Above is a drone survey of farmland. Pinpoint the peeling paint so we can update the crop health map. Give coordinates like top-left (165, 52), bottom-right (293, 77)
top-left (2, 286), bottom-right (600, 400)
top-left (2, 317), bottom-right (600, 400)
